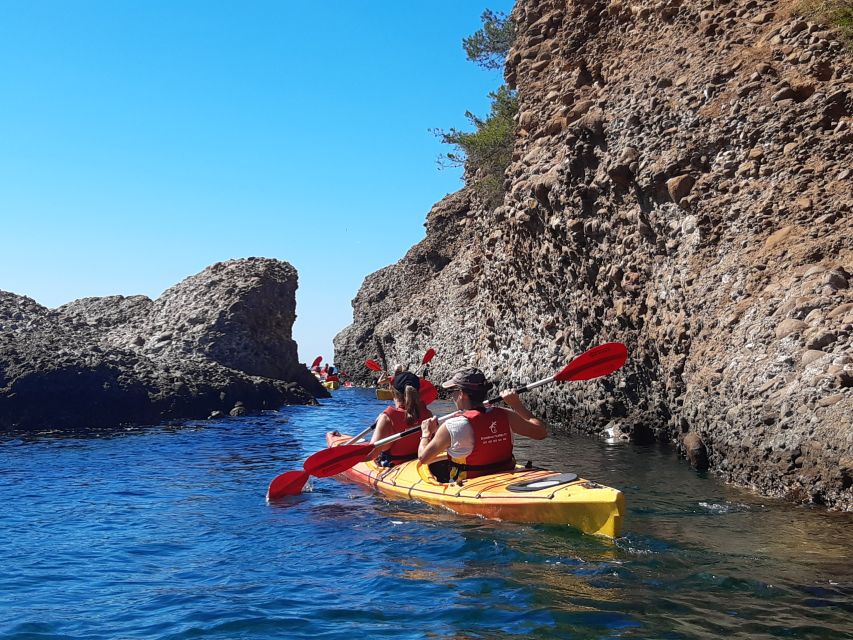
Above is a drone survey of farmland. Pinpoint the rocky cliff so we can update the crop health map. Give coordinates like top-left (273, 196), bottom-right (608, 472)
top-left (0, 257), bottom-right (327, 431)
top-left (334, 0), bottom-right (853, 510)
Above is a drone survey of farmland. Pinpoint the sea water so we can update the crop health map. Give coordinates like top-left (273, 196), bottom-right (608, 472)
top-left (1, 389), bottom-right (850, 639)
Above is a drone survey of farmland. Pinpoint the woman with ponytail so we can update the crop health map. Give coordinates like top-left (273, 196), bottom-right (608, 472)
top-left (370, 371), bottom-right (433, 467)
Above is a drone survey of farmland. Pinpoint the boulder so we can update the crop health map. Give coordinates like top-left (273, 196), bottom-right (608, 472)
top-left (0, 258), bottom-right (327, 432)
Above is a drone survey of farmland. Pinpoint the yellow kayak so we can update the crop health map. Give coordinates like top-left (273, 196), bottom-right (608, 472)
top-left (325, 432), bottom-right (624, 537)
top-left (322, 380), bottom-right (340, 390)
top-left (375, 388), bottom-right (394, 400)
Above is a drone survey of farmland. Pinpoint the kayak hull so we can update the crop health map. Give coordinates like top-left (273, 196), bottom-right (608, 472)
top-left (325, 432), bottom-right (624, 538)
top-left (322, 381), bottom-right (340, 390)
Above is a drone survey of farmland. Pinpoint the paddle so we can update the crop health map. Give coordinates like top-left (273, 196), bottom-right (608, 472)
top-left (418, 350), bottom-right (438, 403)
top-left (267, 348), bottom-right (443, 500)
top-left (374, 336), bottom-right (388, 372)
top-left (266, 469), bottom-right (310, 498)
top-left (271, 342), bottom-right (629, 491)
top-left (483, 341), bottom-right (628, 401)
top-left (267, 356), bottom-right (389, 499)
top-left (419, 348), bottom-right (436, 371)
top-left (419, 379), bottom-right (438, 405)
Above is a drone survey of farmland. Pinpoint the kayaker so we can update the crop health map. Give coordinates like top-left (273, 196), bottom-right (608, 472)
top-left (377, 363), bottom-right (404, 387)
top-left (325, 366), bottom-right (339, 383)
top-left (370, 371), bottom-right (433, 467)
top-left (418, 368), bottom-right (547, 482)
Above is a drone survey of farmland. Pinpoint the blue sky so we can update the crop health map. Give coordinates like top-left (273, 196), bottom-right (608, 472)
top-left (0, 1), bottom-right (512, 364)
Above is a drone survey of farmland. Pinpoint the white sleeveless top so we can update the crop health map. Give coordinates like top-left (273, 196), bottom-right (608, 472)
top-left (444, 413), bottom-right (479, 458)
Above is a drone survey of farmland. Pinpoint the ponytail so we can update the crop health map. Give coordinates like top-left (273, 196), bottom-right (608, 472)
top-left (404, 385), bottom-right (421, 425)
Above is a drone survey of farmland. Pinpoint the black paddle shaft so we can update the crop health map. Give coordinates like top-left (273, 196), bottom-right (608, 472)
top-left (486, 384), bottom-right (530, 406)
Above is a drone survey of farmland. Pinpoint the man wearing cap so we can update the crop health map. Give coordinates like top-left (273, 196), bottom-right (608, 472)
top-left (418, 368), bottom-right (548, 482)
top-left (370, 370), bottom-right (433, 467)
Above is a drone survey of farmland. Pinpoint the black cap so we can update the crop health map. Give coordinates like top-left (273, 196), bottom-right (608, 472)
top-left (393, 371), bottom-right (421, 393)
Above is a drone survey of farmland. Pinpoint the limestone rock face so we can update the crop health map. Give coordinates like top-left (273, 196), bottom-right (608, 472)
top-left (335, 0), bottom-right (853, 511)
top-left (0, 257), bottom-right (327, 431)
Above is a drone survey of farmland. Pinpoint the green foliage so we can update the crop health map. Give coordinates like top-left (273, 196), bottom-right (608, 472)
top-left (433, 86), bottom-right (518, 208)
top-left (433, 10), bottom-right (518, 209)
top-left (462, 9), bottom-right (517, 70)
top-left (797, 0), bottom-right (853, 44)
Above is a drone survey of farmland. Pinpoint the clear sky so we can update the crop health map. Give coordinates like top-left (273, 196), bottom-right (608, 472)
top-left (0, 0), bottom-right (513, 364)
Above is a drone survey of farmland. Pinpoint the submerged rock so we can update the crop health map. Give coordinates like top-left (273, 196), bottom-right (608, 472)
top-left (682, 433), bottom-right (709, 471)
top-left (0, 257), bottom-right (327, 432)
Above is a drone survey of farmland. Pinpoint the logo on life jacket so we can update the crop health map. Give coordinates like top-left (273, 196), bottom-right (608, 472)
top-left (489, 421), bottom-right (498, 434)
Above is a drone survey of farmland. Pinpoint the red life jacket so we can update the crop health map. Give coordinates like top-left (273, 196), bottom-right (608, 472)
top-left (449, 408), bottom-right (515, 481)
top-left (381, 404), bottom-right (433, 461)
top-left (325, 374), bottom-right (339, 382)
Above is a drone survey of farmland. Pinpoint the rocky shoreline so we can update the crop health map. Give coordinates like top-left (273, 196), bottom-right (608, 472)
top-left (335, 0), bottom-right (852, 511)
top-left (0, 258), bottom-right (327, 432)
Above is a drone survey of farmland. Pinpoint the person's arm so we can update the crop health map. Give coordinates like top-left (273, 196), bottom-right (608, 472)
top-left (501, 390), bottom-right (548, 439)
top-left (418, 417), bottom-right (451, 464)
top-left (368, 413), bottom-right (394, 458)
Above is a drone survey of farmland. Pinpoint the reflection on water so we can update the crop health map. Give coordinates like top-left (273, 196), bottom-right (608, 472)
top-left (514, 560), bottom-right (623, 609)
top-left (1, 388), bottom-right (850, 640)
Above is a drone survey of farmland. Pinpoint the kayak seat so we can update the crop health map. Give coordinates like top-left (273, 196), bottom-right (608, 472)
top-left (426, 460), bottom-right (537, 486)
top-left (427, 459), bottom-right (452, 483)
top-left (506, 473), bottom-right (579, 492)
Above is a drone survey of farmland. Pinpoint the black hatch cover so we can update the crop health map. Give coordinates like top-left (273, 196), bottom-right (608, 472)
top-left (506, 473), bottom-right (579, 492)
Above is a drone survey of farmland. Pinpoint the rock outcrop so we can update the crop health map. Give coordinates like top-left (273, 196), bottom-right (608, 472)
top-left (335, 0), bottom-right (853, 510)
top-left (0, 257), bottom-right (327, 431)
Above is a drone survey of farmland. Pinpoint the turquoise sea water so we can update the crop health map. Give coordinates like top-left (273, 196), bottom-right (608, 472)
top-left (1, 389), bottom-right (851, 639)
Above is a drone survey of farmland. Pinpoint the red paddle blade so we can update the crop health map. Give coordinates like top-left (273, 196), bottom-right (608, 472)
top-left (365, 359), bottom-right (382, 371)
top-left (267, 470), bottom-right (310, 499)
top-left (422, 348), bottom-right (436, 365)
top-left (556, 343), bottom-right (628, 382)
top-left (304, 443), bottom-right (373, 477)
top-left (419, 378), bottom-right (438, 405)
top-left (311, 356), bottom-right (322, 368)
